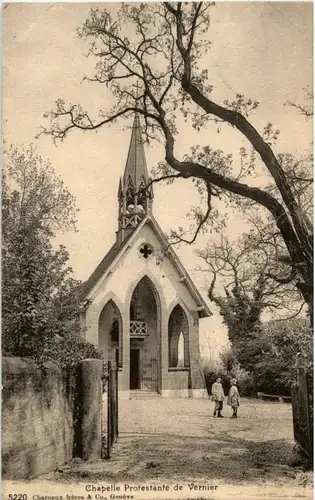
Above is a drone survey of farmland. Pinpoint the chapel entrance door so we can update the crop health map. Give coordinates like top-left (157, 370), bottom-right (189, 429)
top-left (130, 349), bottom-right (140, 390)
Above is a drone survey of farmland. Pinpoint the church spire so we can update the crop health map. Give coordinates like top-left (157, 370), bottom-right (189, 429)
top-left (117, 113), bottom-right (153, 243)
top-left (123, 113), bottom-right (149, 188)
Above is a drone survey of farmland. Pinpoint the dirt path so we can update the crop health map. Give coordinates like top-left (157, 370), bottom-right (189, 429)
top-left (38, 397), bottom-right (312, 497)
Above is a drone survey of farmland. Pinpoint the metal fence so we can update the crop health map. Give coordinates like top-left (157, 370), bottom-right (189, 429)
top-left (291, 355), bottom-right (313, 460)
top-left (106, 360), bottom-right (119, 459)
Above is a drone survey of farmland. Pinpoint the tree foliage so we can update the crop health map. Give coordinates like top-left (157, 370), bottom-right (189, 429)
top-left (254, 318), bottom-right (313, 394)
top-left (2, 144), bottom-right (101, 366)
top-left (213, 318), bottom-right (312, 396)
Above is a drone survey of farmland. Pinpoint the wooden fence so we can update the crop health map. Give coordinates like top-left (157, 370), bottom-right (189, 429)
top-left (106, 361), bottom-right (119, 459)
top-left (291, 355), bottom-right (313, 460)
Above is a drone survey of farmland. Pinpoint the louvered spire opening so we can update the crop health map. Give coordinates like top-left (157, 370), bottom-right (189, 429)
top-left (117, 114), bottom-right (153, 242)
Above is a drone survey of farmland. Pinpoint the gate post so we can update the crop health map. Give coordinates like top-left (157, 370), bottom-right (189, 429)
top-left (80, 359), bottom-right (103, 460)
top-left (291, 354), bottom-right (312, 459)
top-left (296, 355), bottom-right (311, 456)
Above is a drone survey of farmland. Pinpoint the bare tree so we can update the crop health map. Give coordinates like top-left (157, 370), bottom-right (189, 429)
top-left (40, 3), bottom-right (313, 319)
top-left (198, 230), bottom-right (304, 323)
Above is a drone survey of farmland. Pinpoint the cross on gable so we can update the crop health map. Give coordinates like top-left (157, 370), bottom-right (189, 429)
top-left (139, 244), bottom-right (153, 259)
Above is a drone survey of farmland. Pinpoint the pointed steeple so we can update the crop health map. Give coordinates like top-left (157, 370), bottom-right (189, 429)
top-left (123, 113), bottom-right (149, 189)
top-left (117, 113), bottom-right (153, 243)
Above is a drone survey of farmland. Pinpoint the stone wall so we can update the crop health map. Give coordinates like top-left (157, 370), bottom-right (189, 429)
top-left (163, 368), bottom-right (189, 397)
top-left (2, 357), bottom-right (75, 479)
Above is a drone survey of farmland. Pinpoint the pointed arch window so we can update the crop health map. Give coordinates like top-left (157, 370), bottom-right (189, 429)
top-left (177, 332), bottom-right (185, 367)
top-left (98, 299), bottom-right (123, 368)
top-left (129, 275), bottom-right (159, 339)
top-left (126, 181), bottom-right (135, 213)
top-left (168, 304), bottom-right (190, 369)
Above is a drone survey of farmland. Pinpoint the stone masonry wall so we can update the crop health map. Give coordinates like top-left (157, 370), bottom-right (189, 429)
top-left (2, 357), bottom-right (75, 479)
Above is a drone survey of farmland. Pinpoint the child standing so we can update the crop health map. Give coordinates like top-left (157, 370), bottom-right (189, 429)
top-left (227, 378), bottom-right (240, 418)
top-left (211, 377), bottom-right (225, 418)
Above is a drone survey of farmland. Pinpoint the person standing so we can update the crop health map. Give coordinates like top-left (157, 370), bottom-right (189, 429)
top-left (211, 377), bottom-right (225, 418)
top-left (228, 378), bottom-right (240, 418)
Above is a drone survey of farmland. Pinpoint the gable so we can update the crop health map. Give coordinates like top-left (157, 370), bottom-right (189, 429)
top-left (80, 216), bottom-right (211, 317)
top-left (78, 229), bottom-right (135, 301)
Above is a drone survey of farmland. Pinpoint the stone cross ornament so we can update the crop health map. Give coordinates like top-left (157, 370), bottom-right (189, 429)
top-left (139, 244), bottom-right (153, 259)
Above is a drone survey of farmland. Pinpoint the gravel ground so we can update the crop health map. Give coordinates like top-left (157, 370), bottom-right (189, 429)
top-left (43, 397), bottom-right (313, 494)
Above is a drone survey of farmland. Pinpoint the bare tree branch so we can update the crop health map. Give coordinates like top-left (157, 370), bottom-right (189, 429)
top-left (41, 3), bottom-right (313, 317)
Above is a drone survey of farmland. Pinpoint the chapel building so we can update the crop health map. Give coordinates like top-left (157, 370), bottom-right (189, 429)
top-left (80, 113), bottom-right (211, 398)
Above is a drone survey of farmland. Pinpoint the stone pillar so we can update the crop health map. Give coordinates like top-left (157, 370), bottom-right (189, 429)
top-left (84, 306), bottom-right (100, 346)
top-left (189, 311), bottom-right (207, 398)
top-left (156, 304), bottom-right (164, 394)
top-left (121, 310), bottom-right (130, 398)
top-left (80, 359), bottom-right (103, 460)
top-left (160, 310), bottom-right (169, 394)
top-left (118, 313), bottom-right (123, 369)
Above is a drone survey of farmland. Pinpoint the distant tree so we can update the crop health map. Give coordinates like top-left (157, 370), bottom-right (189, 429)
top-left (199, 231), bottom-right (302, 346)
top-left (41, 3), bottom-right (313, 319)
top-left (2, 145), bottom-right (100, 366)
top-left (219, 345), bottom-right (237, 372)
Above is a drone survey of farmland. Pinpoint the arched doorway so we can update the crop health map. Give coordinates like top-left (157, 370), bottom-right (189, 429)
top-left (98, 299), bottom-right (122, 367)
top-left (168, 304), bottom-right (189, 368)
top-left (129, 276), bottom-right (160, 391)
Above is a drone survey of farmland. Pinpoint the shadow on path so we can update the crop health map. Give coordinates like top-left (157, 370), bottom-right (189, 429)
top-left (46, 398), bottom-right (309, 488)
top-left (54, 429), bottom-right (296, 485)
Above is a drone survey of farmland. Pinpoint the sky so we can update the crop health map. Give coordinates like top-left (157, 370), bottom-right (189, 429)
top-left (3, 2), bottom-right (313, 359)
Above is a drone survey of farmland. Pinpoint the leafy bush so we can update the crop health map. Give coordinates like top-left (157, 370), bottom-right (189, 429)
top-left (231, 364), bottom-right (256, 396)
top-left (39, 332), bottom-right (104, 368)
top-left (211, 318), bottom-right (313, 397)
top-left (202, 350), bottom-right (256, 398)
top-left (252, 318), bottom-right (313, 395)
